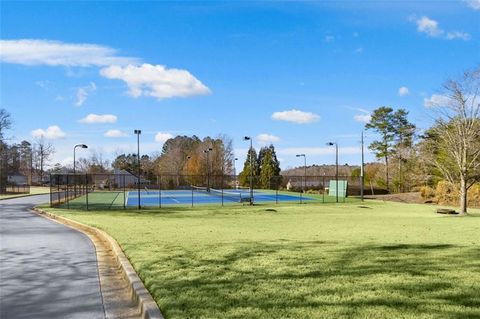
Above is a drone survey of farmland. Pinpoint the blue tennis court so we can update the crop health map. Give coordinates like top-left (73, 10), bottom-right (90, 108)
top-left (126, 188), bottom-right (314, 206)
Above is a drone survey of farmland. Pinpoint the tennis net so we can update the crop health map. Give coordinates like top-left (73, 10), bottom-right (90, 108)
top-left (191, 185), bottom-right (251, 203)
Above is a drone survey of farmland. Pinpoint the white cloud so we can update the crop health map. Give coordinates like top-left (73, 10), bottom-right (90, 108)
top-left (446, 31), bottom-right (471, 41)
top-left (155, 132), bottom-right (174, 143)
top-left (100, 64), bottom-right (211, 100)
top-left (75, 82), bottom-right (96, 106)
top-left (31, 125), bottom-right (66, 139)
top-left (256, 133), bottom-right (281, 145)
top-left (324, 35), bottom-right (335, 42)
top-left (352, 107), bottom-right (371, 123)
top-left (79, 113), bottom-right (117, 124)
top-left (0, 39), bottom-right (137, 67)
top-left (398, 86), bottom-right (409, 96)
top-left (354, 47), bottom-right (363, 54)
top-left (424, 94), bottom-right (452, 108)
top-left (271, 109), bottom-right (320, 124)
top-left (465, 0), bottom-right (480, 10)
top-left (104, 129), bottom-right (128, 138)
top-left (414, 16), bottom-right (470, 41)
top-left (416, 16), bottom-right (444, 37)
top-left (353, 114), bottom-right (371, 123)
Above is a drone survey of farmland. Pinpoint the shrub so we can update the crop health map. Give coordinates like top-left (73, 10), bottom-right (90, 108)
top-left (468, 184), bottom-right (480, 207)
top-left (435, 180), bottom-right (458, 205)
top-left (420, 186), bottom-right (436, 199)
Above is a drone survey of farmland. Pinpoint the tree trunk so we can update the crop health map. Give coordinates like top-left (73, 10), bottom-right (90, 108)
top-left (385, 155), bottom-right (389, 192)
top-left (459, 176), bottom-right (467, 215)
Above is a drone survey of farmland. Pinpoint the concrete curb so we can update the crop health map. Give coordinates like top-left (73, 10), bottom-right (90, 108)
top-left (33, 208), bottom-right (164, 319)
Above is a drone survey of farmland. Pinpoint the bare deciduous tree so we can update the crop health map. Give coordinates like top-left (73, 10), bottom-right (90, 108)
top-left (33, 138), bottom-right (55, 184)
top-left (427, 67), bottom-right (480, 215)
top-left (0, 108), bottom-right (13, 142)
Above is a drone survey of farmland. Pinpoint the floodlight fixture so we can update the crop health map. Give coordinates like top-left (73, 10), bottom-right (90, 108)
top-left (326, 141), bottom-right (339, 203)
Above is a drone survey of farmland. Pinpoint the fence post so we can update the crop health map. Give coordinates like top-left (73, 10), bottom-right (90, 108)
top-left (322, 175), bottom-right (325, 203)
top-left (123, 175), bottom-right (126, 209)
top-left (300, 176), bottom-right (303, 204)
top-left (158, 176), bottom-right (161, 209)
top-left (49, 173), bottom-right (52, 207)
top-left (66, 174), bottom-right (70, 209)
top-left (57, 175), bottom-right (60, 205)
top-left (85, 174), bottom-right (89, 211)
top-left (221, 174), bottom-right (224, 207)
top-left (275, 178), bottom-right (278, 204)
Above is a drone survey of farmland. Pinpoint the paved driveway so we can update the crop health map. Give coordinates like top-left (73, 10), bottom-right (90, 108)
top-left (0, 195), bottom-right (105, 319)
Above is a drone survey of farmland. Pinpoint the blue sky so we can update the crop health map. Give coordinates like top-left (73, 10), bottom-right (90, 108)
top-left (1, 1), bottom-right (479, 171)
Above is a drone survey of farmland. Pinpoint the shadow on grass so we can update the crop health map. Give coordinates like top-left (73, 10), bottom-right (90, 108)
top-left (135, 241), bottom-right (480, 319)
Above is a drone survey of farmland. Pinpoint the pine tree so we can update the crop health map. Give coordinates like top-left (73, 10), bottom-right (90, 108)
top-left (365, 107), bottom-right (415, 192)
top-left (268, 144), bottom-right (281, 175)
top-left (259, 149), bottom-right (275, 188)
top-left (239, 147), bottom-right (258, 187)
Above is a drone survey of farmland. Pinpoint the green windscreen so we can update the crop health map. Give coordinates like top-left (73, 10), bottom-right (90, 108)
top-left (328, 180), bottom-right (348, 197)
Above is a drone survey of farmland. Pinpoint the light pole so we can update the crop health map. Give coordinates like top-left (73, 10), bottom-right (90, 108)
top-left (244, 136), bottom-right (253, 205)
top-left (234, 157), bottom-right (238, 188)
top-left (361, 131), bottom-right (365, 202)
top-left (73, 144), bottom-right (88, 198)
top-left (296, 154), bottom-right (306, 194)
top-left (327, 142), bottom-right (339, 203)
top-left (204, 148), bottom-right (213, 191)
top-left (134, 130), bottom-right (141, 209)
top-left (73, 144), bottom-right (88, 174)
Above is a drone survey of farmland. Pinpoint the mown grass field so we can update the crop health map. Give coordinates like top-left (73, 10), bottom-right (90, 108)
top-left (44, 201), bottom-right (480, 319)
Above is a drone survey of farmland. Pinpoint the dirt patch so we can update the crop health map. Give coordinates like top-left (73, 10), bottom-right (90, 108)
top-left (364, 192), bottom-right (426, 204)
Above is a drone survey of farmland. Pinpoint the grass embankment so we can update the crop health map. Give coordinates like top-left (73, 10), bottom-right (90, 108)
top-left (0, 186), bottom-right (50, 199)
top-left (44, 201), bottom-right (480, 319)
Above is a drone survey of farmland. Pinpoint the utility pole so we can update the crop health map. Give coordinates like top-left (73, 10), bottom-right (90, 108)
top-left (244, 136), bottom-right (254, 205)
top-left (361, 131), bottom-right (364, 202)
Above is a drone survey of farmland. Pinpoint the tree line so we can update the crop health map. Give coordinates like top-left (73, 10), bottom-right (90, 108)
top-left (1, 109), bottom-right (55, 187)
top-left (363, 67), bottom-right (479, 214)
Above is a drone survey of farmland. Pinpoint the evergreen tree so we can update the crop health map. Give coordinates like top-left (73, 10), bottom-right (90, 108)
top-left (365, 107), bottom-right (414, 192)
top-left (239, 147), bottom-right (259, 187)
top-left (268, 144), bottom-right (281, 175)
top-left (365, 107), bottom-right (395, 191)
top-left (259, 149), bottom-right (275, 188)
top-left (257, 147), bottom-right (268, 172)
top-left (392, 109), bottom-right (416, 192)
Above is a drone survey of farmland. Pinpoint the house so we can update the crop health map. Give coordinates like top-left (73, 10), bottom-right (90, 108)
top-left (112, 169), bottom-right (150, 188)
top-left (7, 173), bottom-right (28, 185)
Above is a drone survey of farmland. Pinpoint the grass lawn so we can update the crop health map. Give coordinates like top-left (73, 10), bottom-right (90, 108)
top-left (43, 201), bottom-right (480, 319)
top-left (0, 186), bottom-right (50, 199)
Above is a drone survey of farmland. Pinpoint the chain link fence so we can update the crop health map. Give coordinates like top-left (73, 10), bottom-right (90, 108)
top-left (50, 173), bottom-right (363, 210)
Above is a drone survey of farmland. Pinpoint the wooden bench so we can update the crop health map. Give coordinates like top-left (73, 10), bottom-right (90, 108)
top-left (436, 208), bottom-right (458, 215)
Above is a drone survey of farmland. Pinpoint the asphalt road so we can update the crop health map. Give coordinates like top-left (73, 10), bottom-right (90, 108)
top-left (0, 195), bottom-right (105, 319)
